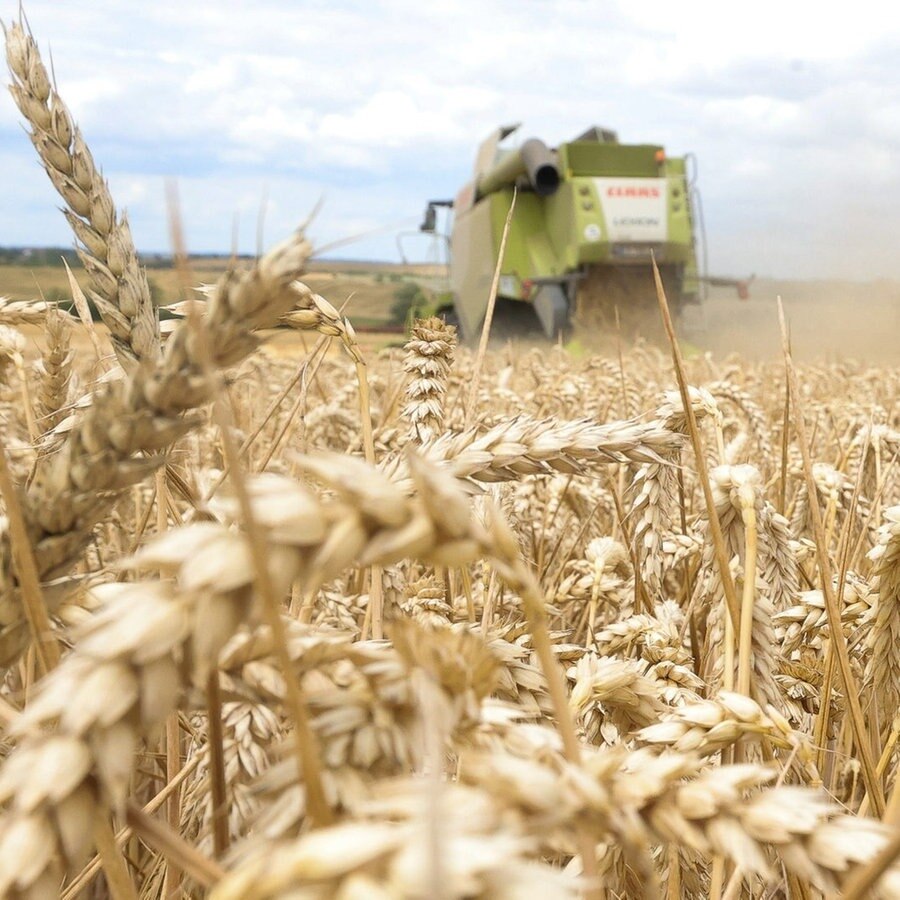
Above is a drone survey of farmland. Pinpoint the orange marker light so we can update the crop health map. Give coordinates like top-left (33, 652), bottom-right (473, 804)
top-left (654, 149), bottom-right (666, 164)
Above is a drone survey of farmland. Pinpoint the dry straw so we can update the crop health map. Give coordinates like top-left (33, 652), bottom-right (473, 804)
top-left (1, 15), bottom-right (900, 900)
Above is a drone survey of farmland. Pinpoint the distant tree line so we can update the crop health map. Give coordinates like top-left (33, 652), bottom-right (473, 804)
top-left (0, 247), bottom-right (239, 269)
top-left (0, 247), bottom-right (81, 266)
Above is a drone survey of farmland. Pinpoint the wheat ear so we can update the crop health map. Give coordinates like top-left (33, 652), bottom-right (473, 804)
top-left (402, 316), bottom-right (457, 444)
top-left (0, 230), bottom-right (312, 668)
top-left (5, 21), bottom-right (160, 368)
top-left (866, 506), bottom-right (900, 734)
top-left (0, 297), bottom-right (55, 325)
top-left (0, 457), bottom-right (497, 894)
top-left (36, 306), bottom-right (75, 435)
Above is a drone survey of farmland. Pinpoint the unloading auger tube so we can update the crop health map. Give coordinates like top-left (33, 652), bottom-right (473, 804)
top-left (475, 138), bottom-right (561, 199)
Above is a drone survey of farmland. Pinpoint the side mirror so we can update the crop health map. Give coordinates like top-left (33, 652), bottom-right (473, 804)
top-left (420, 205), bottom-right (437, 233)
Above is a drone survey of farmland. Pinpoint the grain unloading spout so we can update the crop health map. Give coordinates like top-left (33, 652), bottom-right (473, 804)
top-left (475, 138), bottom-right (560, 200)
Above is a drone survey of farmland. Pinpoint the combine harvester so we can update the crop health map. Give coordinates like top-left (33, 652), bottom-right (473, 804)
top-left (419, 124), bottom-right (750, 341)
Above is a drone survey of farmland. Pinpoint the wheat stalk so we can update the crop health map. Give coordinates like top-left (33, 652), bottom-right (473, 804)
top-left (36, 305), bottom-right (75, 435)
top-left (628, 387), bottom-right (718, 601)
top-left (402, 316), bottom-right (457, 444)
top-left (0, 229), bottom-right (312, 668)
top-left (5, 21), bottom-right (160, 369)
top-left (865, 506), bottom-right (900, 733)
top-left (380, 414), bottom-right (684, 496)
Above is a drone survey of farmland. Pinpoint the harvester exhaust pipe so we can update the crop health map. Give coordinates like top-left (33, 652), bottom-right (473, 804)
top-left (476, 138), bottom-right (560, 199)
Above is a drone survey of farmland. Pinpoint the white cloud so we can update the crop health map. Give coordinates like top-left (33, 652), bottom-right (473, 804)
top-left (230, 106), bottom-right (316, 150)
top-left (184, 58), bottom-right (240, 95)
top-left (319, 91), bottom-right (461, 147)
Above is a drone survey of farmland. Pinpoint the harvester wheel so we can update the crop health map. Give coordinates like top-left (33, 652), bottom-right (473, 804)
top-left (448, 298), bottom-right (548, 345)
top-left (480, 298), bottom-right (547, 344)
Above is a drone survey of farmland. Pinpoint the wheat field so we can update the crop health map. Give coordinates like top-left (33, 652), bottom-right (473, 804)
top-left (2, 18), bottom-right (900, 900)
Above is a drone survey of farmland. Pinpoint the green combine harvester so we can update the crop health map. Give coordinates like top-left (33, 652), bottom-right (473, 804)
top-left (420, 124), bottom-right (748, 340)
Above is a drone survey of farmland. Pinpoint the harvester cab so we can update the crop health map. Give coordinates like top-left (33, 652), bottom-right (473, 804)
top-left (421, 123), bottom-right (749, 341)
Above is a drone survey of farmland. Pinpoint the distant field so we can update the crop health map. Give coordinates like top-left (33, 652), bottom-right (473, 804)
top-left (2, 260), bottom-right (898, 361)
top-left (0, 258), bottom-right (445, 329)
top-left (0, 263), bottom-right (227, 305)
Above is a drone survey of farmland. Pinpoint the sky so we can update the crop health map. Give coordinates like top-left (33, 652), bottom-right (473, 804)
top-left (3, 1), bottom-right (900, 279)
